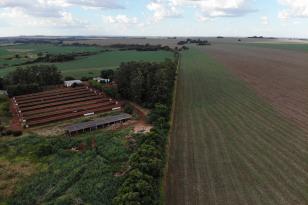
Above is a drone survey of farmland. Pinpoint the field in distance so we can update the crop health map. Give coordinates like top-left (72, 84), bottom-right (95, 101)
top-left (166, 47), bottom-right (308, 205)
top-left (0, 43), bottom-right (174, 78)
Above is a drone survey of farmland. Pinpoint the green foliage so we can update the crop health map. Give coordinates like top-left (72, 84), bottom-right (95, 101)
top-left (148, 104), bottom-right (169, 124)
top-left (89, 80), bottom-right (102, 90)
top-left (101, 69), bottom-right (114, 81)
top-left (64, 76), bottom-right (75, 81)
top-left (0, 77), bottom-right (3, 90)
top-left (6, 65), bottom-right (62, 86)
top-left (103, 86), bottom-right (118, 98)
top-left (116, 60), bottom-right (176, 108)
top-left (6, 83), bottom-right (42, 97)
top-left (113, 52), bottom-right (176, 205)
top-left (0, 95), bottom-right (10, 117)
top-left (35, 144), bottom-right (55, 157)
top-left (2, 129), bottom-right (131, 205)
top-left (113, 169), bottom-right (155, 205)
top-left (123, 104), bottom-right (134, 114)
top-left (4, 65), bottom-right (63, 96)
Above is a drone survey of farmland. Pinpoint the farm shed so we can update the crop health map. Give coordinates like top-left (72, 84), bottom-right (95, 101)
top-left (65, 113), bottom-right (132, 136)
top-left (0, 90), bottom-right (8, 96)
top-left (93, 77), bottom-right (110, 83)
top-left (64, 80), bottom-right (83, 87)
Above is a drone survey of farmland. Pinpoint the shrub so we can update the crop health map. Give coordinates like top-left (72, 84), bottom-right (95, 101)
top-left (12, 130), bottom-right (23, 137)
top-left (36, 144), bottom-right (54, 157)
top-left (64, 76), bottom-right (75, 81)
top-left (124, 104), bottom-right (134, 114)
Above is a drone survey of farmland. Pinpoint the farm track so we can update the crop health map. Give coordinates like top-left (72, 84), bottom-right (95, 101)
top-left (166, 48), bottom-right (308, 205)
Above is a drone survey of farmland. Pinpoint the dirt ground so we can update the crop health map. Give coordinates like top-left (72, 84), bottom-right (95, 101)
top-left (203, 43), bottom-right (308, 131)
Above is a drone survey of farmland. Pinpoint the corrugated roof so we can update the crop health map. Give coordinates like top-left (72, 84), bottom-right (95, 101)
top-left (65, 113), bottom-right (132, 132)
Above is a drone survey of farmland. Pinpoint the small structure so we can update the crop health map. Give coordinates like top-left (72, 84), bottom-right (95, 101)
top-left (93, 77), bottom-right (110, 84)
top-left (65, 113), bottom-right (132, 136)
top-left (0, 90), bottom-right (8, 96)
top-left (64, 80), bottom-right (83, 87)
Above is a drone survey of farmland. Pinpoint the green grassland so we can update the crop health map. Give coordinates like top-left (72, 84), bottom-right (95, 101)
top-left (3, 43), bottom-right (101, 54)
top-left (0, 95), bottom-right (10, 126)
top-left (0, 43), bottom-right (174, 78)
top-left (166, 48), bottom-right (308, 205)
top-left (54, 50), bottom-right (174, 78)
top-left (246, 42), bottom-right (308, 52)
top-left (0, 128), bottom-right (132, 205)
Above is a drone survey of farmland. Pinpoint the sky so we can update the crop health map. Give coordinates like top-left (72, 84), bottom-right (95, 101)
top-left (0, 0), bottom-right (307, 37)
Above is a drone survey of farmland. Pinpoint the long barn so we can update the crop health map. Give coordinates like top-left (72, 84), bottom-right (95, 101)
top-left (65, 113), bottom-right (132, 136)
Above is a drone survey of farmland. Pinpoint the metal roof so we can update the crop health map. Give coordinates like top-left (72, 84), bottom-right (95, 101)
top-left (65, 113), bottom-right (132, 133)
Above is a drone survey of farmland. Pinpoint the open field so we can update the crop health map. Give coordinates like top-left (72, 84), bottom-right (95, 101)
top-left (54, 50), bottom-right (173, 78)
top-left (245, 43), bottom-right (308, 52)
top-left (204, 43), bottom-right (308, 130)
top-left (166, 48), bottom-right (308, 205)
top-left (0, 43), bottom-right (174, 78)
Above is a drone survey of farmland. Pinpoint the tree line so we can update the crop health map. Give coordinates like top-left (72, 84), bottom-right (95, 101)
top-left (113, 55), bottom-right (179, 205)
top-left (110, 44), bottom-right (173, 52)
top-left (178, 38), bottom-right (211, 46)
top-left (2, 65), bottom-right (62, 96)
top-left (116, 59), bottom-right (177, 108)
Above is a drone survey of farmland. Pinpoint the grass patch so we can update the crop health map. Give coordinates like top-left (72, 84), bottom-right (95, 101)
top-left (0, 96), bottom-right (10, 126)
top-left (0, 128), bottom-right (133, 205)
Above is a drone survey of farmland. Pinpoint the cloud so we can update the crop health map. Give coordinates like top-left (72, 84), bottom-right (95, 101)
top-left (147, 0), bottom-right (255, 22)
top-left (0, 7), bottom-right (87, 29)
top-left (146, 0), bottom-right (181, 22)
top-left (103, 15), bottom-right (138, 25)
top-left (66, 0), bottom-right (124, 9)
top-left (278, 0), bottom-right (308, 19)
top-left (0, 0), bottom-right (123, 18)
top-left (260, 16), bottom-right (269, 24)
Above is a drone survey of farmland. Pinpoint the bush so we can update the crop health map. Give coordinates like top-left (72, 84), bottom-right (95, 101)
top-left (124, 104), bottom-right (134, 114)
top-left (12, 130), bottom-right (23, 137)
top-left (81, 76), bottom-right (91, 81)
top-left (89, 80), bottom-right (102, 90)
top-left (64, 76), bottom-right (75, 81)
top-left (102, 86), bottom-right (117, 98)
top-left (36, 144), bottom-right (54, 157)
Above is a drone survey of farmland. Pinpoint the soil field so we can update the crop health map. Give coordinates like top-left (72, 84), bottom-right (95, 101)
top-left (203, 43), bottom-right (308, 130)
top-left (166, 48), bottom-right (308, 205)
top-left (245, 43), bottom-right (308, 52)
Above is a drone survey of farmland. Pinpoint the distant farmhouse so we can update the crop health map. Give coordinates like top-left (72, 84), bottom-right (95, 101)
top-left (93, 77), bottom-right (110, 84)
top-left (64, 80), bottom-right (83, 87)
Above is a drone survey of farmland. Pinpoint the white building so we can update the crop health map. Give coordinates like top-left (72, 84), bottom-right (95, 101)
top-left (93, 77), bottom-right (110, 84)
top-left (0, 90), bottom-right (8, 96)
top-left (64, 80), bottom-right (83, 87)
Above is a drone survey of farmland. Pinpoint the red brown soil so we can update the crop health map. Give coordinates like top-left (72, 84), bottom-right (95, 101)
top-left (203, 44), bottom-right (308, 131)
top-left (9, 99), bottom-right (22, 131)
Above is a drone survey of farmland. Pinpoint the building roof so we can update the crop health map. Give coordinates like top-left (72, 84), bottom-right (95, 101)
top-left (64, 80), bottom-right (83, 86)
top-left (65, 113), bottom-right (132, 133)
top-left (93, 77), bottom-right (110, 82)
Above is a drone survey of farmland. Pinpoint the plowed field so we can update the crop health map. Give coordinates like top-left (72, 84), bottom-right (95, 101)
top-left (166, 48), bottom-right (308, 205)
